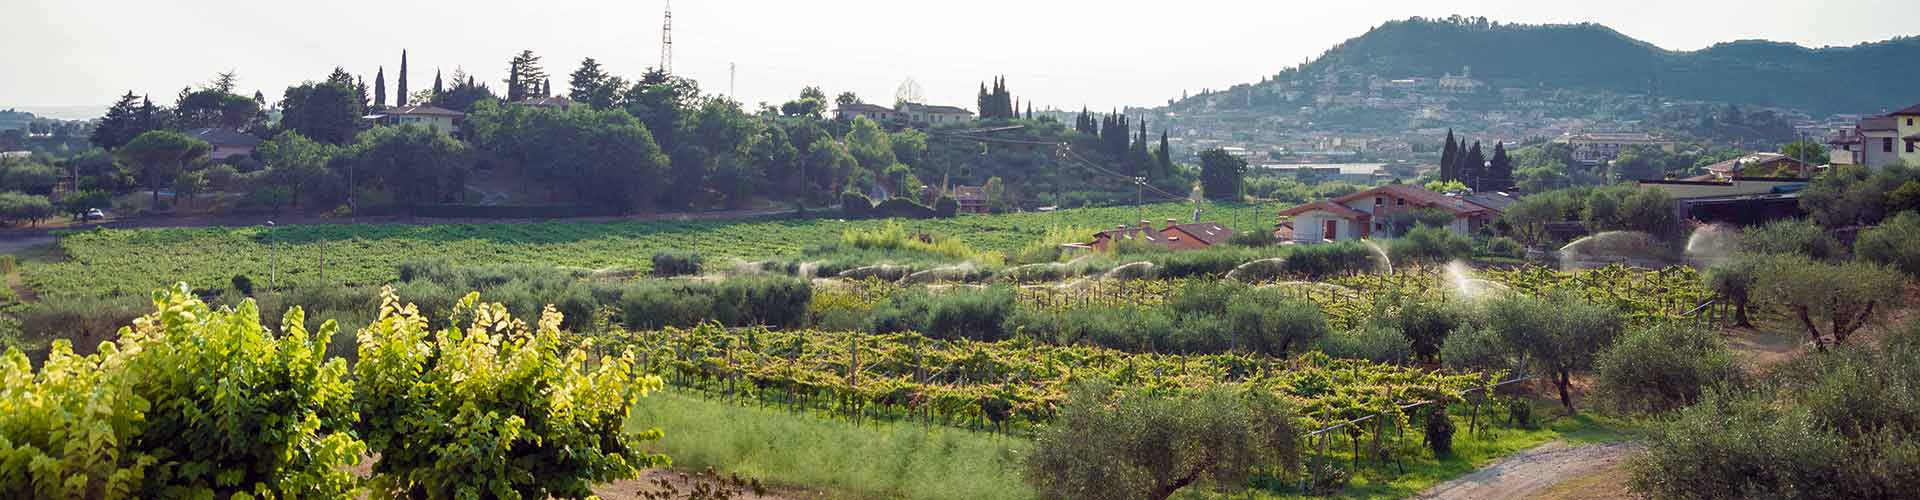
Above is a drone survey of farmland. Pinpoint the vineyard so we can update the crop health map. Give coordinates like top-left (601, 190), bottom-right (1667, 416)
top-left (594, 323), bottom-right (1498, 433)
top-left (24, 203), bottom-right (1198, 298)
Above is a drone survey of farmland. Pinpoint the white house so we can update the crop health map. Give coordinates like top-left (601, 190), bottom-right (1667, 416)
top-left (1276, 184), bottom-right (1505, 243)
top-left (367, 105), bottom-right (466, 135)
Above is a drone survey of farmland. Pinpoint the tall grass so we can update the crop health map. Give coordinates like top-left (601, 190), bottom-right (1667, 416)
top-left (629, 390), bottom-right (1034, 500)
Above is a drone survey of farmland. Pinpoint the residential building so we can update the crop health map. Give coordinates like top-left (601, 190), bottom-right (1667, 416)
top-left (1828, 128), bottom-right (1864, 165)
top-left (1551, 132), bottom-right (1676, 165)
top-left (1276, 184), bottom-right (1501, 243)
top-left (1436, 67), bottom-right (1484, 94)
top-left (950, 185), bottom-right (988, 214)
top-left (367, 105), bottom-right (465, 135)
top-left (1697, 152), bottom-right (1810, 180)
top-left (520, 96), bottom-right (574, 108)
top-left (1860, 116), bottom-right (1902, 168)
top-left (1893, 103), bottom-right (1920, 166)
top-left (833, 102), bottom-right (974, 129)
top-left (1086, 220), bottom-right (1234, 252)
top-left (0, 151), bottom-right (30, 161)
top-left (185, 128), bottom-right (264, 161)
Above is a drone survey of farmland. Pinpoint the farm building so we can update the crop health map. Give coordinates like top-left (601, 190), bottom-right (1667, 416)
top-left (1276, 184), bottom-right (1508, 243)
top-left (1085, 219), bottom-right (1234, 252)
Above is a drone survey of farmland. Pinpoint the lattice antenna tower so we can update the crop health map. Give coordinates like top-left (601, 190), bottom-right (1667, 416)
top-left (659, 0), bottom-right (673, 74)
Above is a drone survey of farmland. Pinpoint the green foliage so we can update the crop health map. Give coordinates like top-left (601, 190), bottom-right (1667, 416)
top-left (1705, 256), bottom-right (1760, 327)
top-left (1227, 228), bottom-right (1278, 247)
top-left (280, 75), bottom-right (367, 145)
top-left (1396, 299), bottom-right (1460, 361)
top-left (1024, 383), bottom-right (1301, 500)
top-left (871, 197), bottom-right (938, 219)
top-left (0, 284), bottom-right (363, 498)
top-left (1738, 218), bottom-right (1837, 260)
top-left (1389, 224), bottom-right (1473, 265)
top-left (1383, 208), bottom-right (1457, 237)
top-left (1801, 163), bottom-right (1919, 229)
top-left (1751, 253), bottom-right (1903, 345)
top-left (1485, 293), bottom-right (1624, 412)
top-left (1199, 148), bottom-right (1247, 200)
top-left (866, 286), bottom-right (1016, 341)
top-left (354, 288), bottom-right (669, 498)
top-left (1593, 324), bottom-right (1743, 414)
top-left (652, 249), bottom-right (705, 277)
top-left (840, 191), bottom-right (873, 218)
top-left (1227, 288), bottom-right (1330, 356)
top-left (0, 192), bottom-right (55, 226)
top-left (1319, 323), bottom-right (1413, 364)
top-left (1628, 320), bottom-right (1920, 499)
top-left (1483, 236), bottom-right (1524, 259)
top-left (1425, 406), bottom-right (1456, 458)
top-left (1855, 211), bottom-right (1920, 279)
top-left (465, 100), bottom-right (668, 212)
top-left (348, 125), bottom-right (472, 207)
top-left (1440, 323), bottom-right (1511, 372)
top-left (116, 130), bottom-right (211, 204)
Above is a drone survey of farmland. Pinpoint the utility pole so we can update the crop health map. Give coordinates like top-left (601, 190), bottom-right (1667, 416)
top-left (729, 62), bottom-right (736, 97)
top-left (1135, 176), bottom-right (1147, 223)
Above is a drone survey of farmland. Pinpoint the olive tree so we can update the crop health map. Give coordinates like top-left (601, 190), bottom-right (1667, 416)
top-left (1485, 293), bottom-right (1624, 413)
top-left (1025, 383), bottom-right (1301, 500)
top-left (1752, 254), bottom-right (1903, 347)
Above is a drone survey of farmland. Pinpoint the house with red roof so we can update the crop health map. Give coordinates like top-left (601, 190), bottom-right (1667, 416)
top-left (1275, 184), bottom-right (1506, 243)
top-left (1087, 219), bottom-right (1235, 252)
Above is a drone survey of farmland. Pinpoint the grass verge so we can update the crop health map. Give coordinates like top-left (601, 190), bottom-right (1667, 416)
top-left (627, 389), bottom-right (1035, 500)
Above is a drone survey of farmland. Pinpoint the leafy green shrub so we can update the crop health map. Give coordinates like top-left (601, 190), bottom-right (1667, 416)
top-left (1319, 323), bottom-right (1413, 364)
top-left (1396, 299), bottom-right (1460, 361)
top-left (1752, 253), bottom-right (1902, 345)
top-left (355, 288), bottom-right (668, 499)
top-left (0, 284), bottom-right (364, 498)
top-left (230, 274), bottom-right (255, 296)
top-left (934, 195), bottom-right (959, 218)
top-left (1593, 324), bottom-right (1744, 414)
top-left (1227, 288), bottom-right (1329, 356)
top-left (1484, 236), bottom-right (1524, 259)
top-left (17, 295), bottom-right (151, 355)
top-left (1440, 323), bottom-right (1510, 372)
top-left (1485, 293), bottom-right (1624, 413)
top-left (1025, 383), bottom-right (1301, 500)
top-left (652, 249), bottom-right (705, 277)
top-left (1283, 241), bottom-right (1376, 278)
top-left (618, 278), bottom-right (813, 330)
top-left (1738, 218), bottom-right (1838, 260)
top-left (1389, 224), bottom-right (1473, 265)
top-left (1704, 257), bottom-right (1760, 327)
top-left (867, 286), bottom-right (1015, 341)
top-left (1228, 229), bottom-right (1277, 247)
top-left (1628, 320), bottom-right (1920, 499)
top-left (840, 192), bottom-right (873, 218)
top-left (1855, 211), bottom-right (1920, 278)
top-left (872, 197), bottom-right (937, 219)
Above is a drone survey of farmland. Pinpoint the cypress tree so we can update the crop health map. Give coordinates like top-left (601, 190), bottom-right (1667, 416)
top-left (373, 66), bottom-right (387, 110)
top-left (91, 91), bottom-right (141, 150)
top-left (508, 60), bottom-right (521, 101)
top-left (397, 50), bottom-right (409, 106)
top-left (1025, 102), bottom-right (1032, 121)
top-left (433, 69), bottom-right (444, 96)
top-left (1157, 131), bottom-right (1175, 176)
top-left (1440, 129), bottom-right (1458, 182)
top-left (1487, 142), bottom-right (1513, 191)
top-left (1462, 141), bottom-right (1485, 190)
top-left (977, 83), bottom-right (990, 118)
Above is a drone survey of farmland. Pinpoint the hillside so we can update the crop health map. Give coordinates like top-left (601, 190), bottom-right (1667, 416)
top-left (1268, 17), bottom-right (1920, 114)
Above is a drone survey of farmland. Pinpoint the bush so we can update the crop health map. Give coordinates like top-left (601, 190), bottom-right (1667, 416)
top-left (355, 288), bottom-right (668, 499)
top-left (1627, 320), bottom-right (1920, 499)
top-left (871, 197), bottom-right (937, 219)
top-left (866, 286), bottom-right (1015, 341)
top-left (1227, 288), bottom-right (1329, 356)
top-left (1396, 299), bottom-right (1460, 361)
top-left (1440, 323), bottom-right (1510, 372)
top-left (1228, 229), bottom-right (1277, 247)
top-left (17, 295), bottom-right (151, 355)
top-left (1283, 241), bottom-right (1377, 278)
top-left (0, 285), bottom-right (364, 497)
top-left (1025, 383), bottom-right (1301, 500)
top-left (934, 195), bottom-right (959, 218)
top-left (1593, 324), bottom-right (1744, 414)
top-left (1855, 211), bottom-right (1920, 278)
top-left (1319, 323), bottom-right (1413, 364)
top-left (1484, 236), bottom-right (1524, 259)
top-left (1485, 293), bottom-right (1624, 413)
top-left (651, 249), bottom-right (704, 277)
top-left (1738, 218), bottom-right (1837, 260)
top-left (1389, 224), bottom-right (1473, 265)
top-left (618, 277), bottom-right (813, 330)
top-left (231, 274), bottom-right (255, 296)
top-left (840, 191), bottom-right (873, 218)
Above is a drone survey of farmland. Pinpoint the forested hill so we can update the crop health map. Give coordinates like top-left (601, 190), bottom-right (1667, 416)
top-left (1276, 17), bottom-right (1920, 114)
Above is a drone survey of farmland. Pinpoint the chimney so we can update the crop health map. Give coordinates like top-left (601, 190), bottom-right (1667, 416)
top-left (1165, 218), bottom-right (1178, 227)
top-left (1139, 220), bottom-right (1152, 229)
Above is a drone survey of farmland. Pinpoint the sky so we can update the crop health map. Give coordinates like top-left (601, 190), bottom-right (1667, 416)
top-left (3, 0), bottom-right (1913, 119)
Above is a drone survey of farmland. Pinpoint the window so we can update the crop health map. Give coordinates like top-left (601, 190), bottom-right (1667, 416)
top-left (1374, 196), bottom-right (1383, 205)
top-left (1888, 138), bottom-right (1896, 153)
top-left (1909, 140), bottom-right (1916, 154)
top-left (1396, 198), bottom-right (1405, 206)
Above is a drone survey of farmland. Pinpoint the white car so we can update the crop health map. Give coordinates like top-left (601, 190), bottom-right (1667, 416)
top-left (84, 208), bottom-right (106, 221)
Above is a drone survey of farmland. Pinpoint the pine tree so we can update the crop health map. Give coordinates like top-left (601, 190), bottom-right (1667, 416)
top-left (506, 50), bottom-right (545, 101)
top-left (396, 50), bottom-right (409, 106)
top-left (355, 76), bottom-right (369, 109)
top-left (1440, 129), bottom-right (1458, 183)
top-left (373, 66), bottom-right (387, 110)
top-left (91, 91), bottom-right (142, 150)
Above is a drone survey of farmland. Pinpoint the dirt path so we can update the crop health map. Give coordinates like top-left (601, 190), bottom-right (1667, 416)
top-left (592, 468), bottom-right (813, 500)
top-left (1413, 440), bottom-right (1640, 500)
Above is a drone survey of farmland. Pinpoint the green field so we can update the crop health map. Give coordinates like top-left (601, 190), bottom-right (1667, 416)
top-left (25, 203), bottom-right (1217, 298)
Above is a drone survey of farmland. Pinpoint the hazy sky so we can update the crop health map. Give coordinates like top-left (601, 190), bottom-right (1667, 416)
top-left (3, 0), bottom-right (1912, 116)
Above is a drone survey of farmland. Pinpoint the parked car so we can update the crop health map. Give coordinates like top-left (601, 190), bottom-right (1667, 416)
top-left (84, 208), bottom-right (106, 221)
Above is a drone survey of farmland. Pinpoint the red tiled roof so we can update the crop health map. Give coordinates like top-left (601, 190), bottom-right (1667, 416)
top-left (1278, 200), bottom-right (1370, 219)
top-left (383, 105), bottom-right (465, 117)
top-left (1164, 222), bottom-right (1234, 246)
top-left (1887, 103), bottom-right (1920, 116)
top-left (1333, 184), bottom-right (1487, 216)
